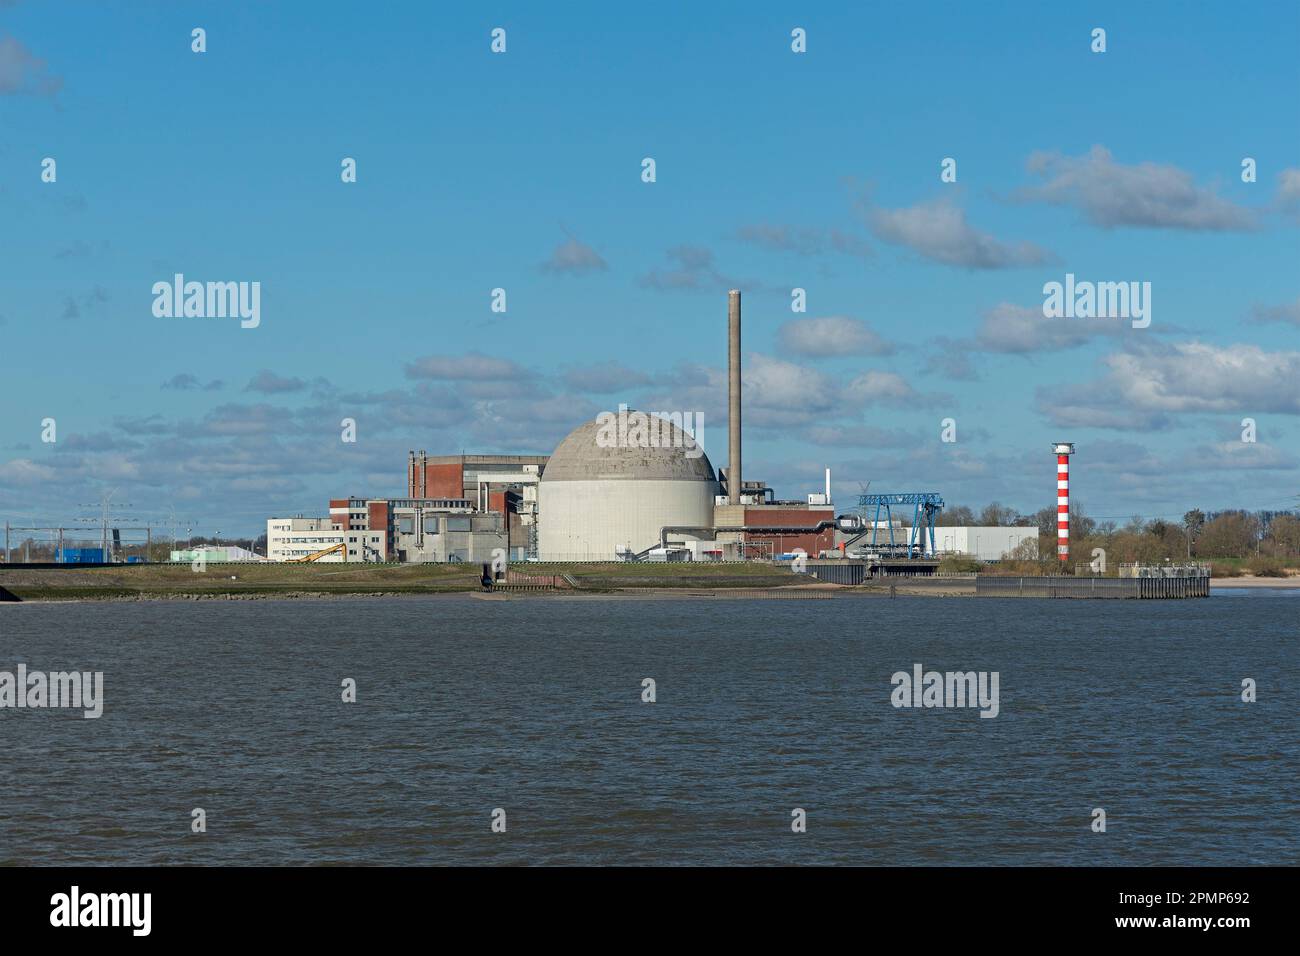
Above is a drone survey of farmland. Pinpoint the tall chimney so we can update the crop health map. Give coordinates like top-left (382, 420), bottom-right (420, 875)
top-left (728, 289), bottom-right (742, 505)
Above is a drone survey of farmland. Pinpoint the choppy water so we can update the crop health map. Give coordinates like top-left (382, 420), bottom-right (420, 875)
top-left (0, 595), bottom-right (1295, 865)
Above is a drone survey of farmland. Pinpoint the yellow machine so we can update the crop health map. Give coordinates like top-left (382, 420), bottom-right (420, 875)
top-left (289, 541), bottom-right (346, 563)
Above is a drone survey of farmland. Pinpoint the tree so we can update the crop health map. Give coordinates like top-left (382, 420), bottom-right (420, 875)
top-left (1032, 506), bottom-right (1057, 539)
top-left (1007, 537), bottom-right (1040, 561)
top-left (978, 502), bottom-right (1018, 526)
top-left (1183, 509), bottom-right (1206, 559)
top-left (1196, 512), bottom-right (1260, 558)
top-left (1265, 514), bottom-right (1300, 556)
top-left (1069, 503), bottom-right (1096, 539)
top-left (1146, 519), bottom-right (1171, 538)
top-left (936, 505), bottom-right (975, 527)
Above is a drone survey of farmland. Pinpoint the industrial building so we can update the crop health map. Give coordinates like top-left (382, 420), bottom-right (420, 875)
top-left (266, 518), bottom-right (386, 562)
top-left (533, 290), bottom-right (843, 561)
top-left (931, 527), bottom-right (1038, 562)
top-left (170, 545), bottom-right (263, 563)
top-left (406, 453), bottom-right (545, 558)
top-left (538, 416), bottom-right (718, 560)
top-left (265, 290), bottom-right (950, 565)
top-left (268, 496), bottom-right (506, 563)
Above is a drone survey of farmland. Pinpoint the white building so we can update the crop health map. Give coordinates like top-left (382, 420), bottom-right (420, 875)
top-left (266, 518), bottom-right (386, 562)
top-left (932, 526), bottom-right (1037, 561)
top-left (169, 545), bottom-right (263, 563)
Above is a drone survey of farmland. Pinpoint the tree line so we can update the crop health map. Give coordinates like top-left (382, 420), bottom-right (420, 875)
top-left (936, 502), bottom-right (1300, 563)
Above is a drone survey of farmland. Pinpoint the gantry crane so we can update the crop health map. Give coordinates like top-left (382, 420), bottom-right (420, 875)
top-left (853, 493), bottom-right (945, 557)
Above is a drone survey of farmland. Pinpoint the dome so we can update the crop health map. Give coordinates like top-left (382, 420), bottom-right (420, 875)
top-left (538, 412), bottom-right (719, 560)
top-left (542, 413), bottom-right (716, 483)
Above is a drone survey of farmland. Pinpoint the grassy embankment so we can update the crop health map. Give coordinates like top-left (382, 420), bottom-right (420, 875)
top-left (0, 561), bottom-right (479, 602)
top-left (0, 560), bottom-right (805, 602)
top-left (12, 555), bottom-right (1286, 603)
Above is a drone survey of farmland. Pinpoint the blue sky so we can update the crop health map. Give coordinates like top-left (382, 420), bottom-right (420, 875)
top-left (2, 0), bottom-right (1298, 536)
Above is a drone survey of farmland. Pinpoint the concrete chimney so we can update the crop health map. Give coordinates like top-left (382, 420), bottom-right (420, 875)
top-left (727, 290), bottom-right (742, 505)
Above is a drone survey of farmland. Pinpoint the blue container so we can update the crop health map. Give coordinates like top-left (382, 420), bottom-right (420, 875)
top-left (126, 556), bottom-right (144, 564)
top-left (60, 548), bottom-right (105, 564)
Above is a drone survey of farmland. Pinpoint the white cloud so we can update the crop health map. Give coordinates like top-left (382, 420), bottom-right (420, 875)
top-left (866, 196), bottom-right (1052, 268)
top-left (540, 237), bottom-right (608, 275)
top-left (0, 34), bottom-right (62, 96)
top-left (563, 361), bottom-right (651, 393)
top-left (405, 352), bottom-right (531, 381)
top-left (1276, 167), bottom-right (1300, 219)
top-left (245, 370), bottom-right (306, 394)
top-left (803, 424), bottom-right (915, 448)
top-left (1037, 341), bottom-right (1300, 430)
top-left (845, 370), bottom-right (922, 406)
top-left (0, 458), bottom-right (57, 485)
top-left (777, 316), bottom-right (895, 358)
top-left (1104, 342), bottom-right (1300, 413)
top-left (735, 224), bottom-right (871, 258)
top-left (1193, 441), bottom-right (1297, 471)
top-left (1018, 145), bottom-right (1255, 231)
top-left (745, 353), bottom-right (837, 410)
top-left (639, 245), bottom-right (756, 292)
top-left (1250, 297), bottom-right (1300, 327)
top-left (975, 302), bottom-right (1131, 353)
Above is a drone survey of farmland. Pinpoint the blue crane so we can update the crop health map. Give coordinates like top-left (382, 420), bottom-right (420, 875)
top-left (855, 492), bottom-right (945, 556)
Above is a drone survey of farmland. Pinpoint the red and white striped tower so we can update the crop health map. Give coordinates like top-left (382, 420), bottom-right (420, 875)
top-left (1053, 442), bottom-right (1075, 563)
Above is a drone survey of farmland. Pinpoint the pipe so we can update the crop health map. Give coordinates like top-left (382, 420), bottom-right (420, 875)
top-left (825, 467), bottom-right (831, 504)
top-left (728, 289), bottom-right (742, 505)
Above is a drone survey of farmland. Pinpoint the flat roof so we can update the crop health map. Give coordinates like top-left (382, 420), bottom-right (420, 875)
top-left (411, 453), bottom-right (549, 465)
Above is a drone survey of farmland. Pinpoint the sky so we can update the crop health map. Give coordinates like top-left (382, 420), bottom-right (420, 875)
top-left (1, 0), bottom-right (1298, 538)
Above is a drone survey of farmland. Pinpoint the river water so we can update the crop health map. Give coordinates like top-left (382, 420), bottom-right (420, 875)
top-left (0, 594), bottom-right (1294, 865)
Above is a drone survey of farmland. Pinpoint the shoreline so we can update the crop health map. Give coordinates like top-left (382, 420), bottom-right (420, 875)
top-left (1209, 577), bottom-right (1300, 589)
top-left (2, 567), bottom-right (1296, 604)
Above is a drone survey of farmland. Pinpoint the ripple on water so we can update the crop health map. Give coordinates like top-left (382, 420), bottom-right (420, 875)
top-left (0, 595), bottom-right (1295, 865)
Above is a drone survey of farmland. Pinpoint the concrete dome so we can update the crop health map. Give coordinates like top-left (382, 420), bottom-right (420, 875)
top-left (543, 414), bottom-right (716, 482)
top-left (539, 412), bottom-right (718, 560)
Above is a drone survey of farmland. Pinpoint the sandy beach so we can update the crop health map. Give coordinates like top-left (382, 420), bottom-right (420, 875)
top-left (1210, 576), bottom-right (1300, 589)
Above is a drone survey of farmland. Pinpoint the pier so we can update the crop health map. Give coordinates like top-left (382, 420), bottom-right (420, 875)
top-left (975, 566), bottom-right (1210, 599)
